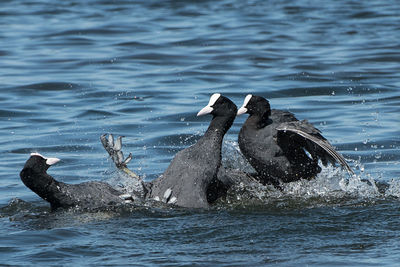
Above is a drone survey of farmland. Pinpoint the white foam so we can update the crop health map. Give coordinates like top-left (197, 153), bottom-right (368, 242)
top-left (385, 179), bottom-right (400, 198)
top-left (222, 140), bottom-right (384, 207)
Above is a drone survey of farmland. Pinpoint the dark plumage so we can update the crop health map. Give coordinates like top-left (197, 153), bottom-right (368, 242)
top-left (20, 153), bottom-right (126, 211)
top-left (148, 93), bottom-right (237, 208)
top-left (21, 94), bottom-right (237, 211)
top-left (237, 94), bottom-right (354, 186)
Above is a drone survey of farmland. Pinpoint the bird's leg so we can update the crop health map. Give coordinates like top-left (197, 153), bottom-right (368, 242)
top-left (101, 134), bottom-right (149, 200)
top-left (101, 134), bottom-right (139, 179)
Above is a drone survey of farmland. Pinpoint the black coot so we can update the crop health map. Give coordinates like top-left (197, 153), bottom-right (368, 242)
top-left (20, 153), bottom-right (129, 210)
top-left (237, 94), bottom-right (354, 186)
top-left (21, 94), bottom-right (237, 211)
top-left (148, 93), bottom-right (237, 208)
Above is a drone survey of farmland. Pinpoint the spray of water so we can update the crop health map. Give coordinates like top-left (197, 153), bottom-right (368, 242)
top-left (220, 140), bottom-right (397, 208)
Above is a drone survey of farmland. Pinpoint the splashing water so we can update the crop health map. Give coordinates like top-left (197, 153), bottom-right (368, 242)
top-left (222, 139), bottom-right (255, 173)
top-left (220, 141), bottom-right (397, 209)
top-left (385, 179), bottom-right (400, 198)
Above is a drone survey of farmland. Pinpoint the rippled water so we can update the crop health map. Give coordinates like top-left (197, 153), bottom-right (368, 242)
top-left (1, 0), bottom-right (399, 266)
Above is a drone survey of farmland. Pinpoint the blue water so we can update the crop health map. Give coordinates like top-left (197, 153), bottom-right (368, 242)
top-left (1, 0), bottom-right (400, 265)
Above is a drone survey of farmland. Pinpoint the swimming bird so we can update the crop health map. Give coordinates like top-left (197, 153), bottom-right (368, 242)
top-left (21, 94), bottom-right (237, 211)
top-left (102, 94), bottom-right (238, 208)
top-left (237, 94), bottom-right (354, 186)
top-left (147, 93), bottom-right (237, 208)
top-left (20, 153), bottom-right (133, 211)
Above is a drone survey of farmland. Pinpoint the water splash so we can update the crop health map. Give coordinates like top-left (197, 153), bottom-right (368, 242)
top-left (220, 140), bottom-right (395, 208)
top-left (4, 140), bottom-right (397, 220)
top-left (106, 169), bottom-right (145, 199)
top-left (385, 179), bottom-right (400, 198)
top-left (222, 139), bottom-right (255, 173)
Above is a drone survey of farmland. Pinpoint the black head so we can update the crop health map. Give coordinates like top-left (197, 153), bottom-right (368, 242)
top-left (20, 153), bottom-right (61, 205)
top-left (197, 93), bottom-right (238, 118)
top-left (22, 153), bottom-right (60, 175)
top-left (237, 94), bottom-right (271, 118)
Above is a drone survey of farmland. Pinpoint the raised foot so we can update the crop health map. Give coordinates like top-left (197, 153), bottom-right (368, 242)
top-left (101, 134), bottom-right (147, 199)
top-left (101, 134), bottom-right (133, 168)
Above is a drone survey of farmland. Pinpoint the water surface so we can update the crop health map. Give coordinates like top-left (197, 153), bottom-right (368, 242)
top-left (1, 0), bottom-right (399, 266)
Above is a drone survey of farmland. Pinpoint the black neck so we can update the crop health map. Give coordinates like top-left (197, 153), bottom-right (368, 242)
top-left (246, 112), bottom-right (270, 129)
top-left (20, 168), bottom-right (57, 202)
top-left (203, 114), bottom-right (235, 141)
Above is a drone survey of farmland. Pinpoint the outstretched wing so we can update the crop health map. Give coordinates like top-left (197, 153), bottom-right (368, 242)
top-left (276, 120), bottom-right (354, 175)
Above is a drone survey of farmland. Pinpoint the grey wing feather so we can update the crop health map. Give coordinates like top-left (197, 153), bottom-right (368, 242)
top-left (277, 121), bottom-right (354, 175)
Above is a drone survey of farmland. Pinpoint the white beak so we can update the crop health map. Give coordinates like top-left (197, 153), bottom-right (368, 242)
top-left (197, 105), bottom-right (213, 116)
top-left (237, 94), bottom-right (252, 116)
top-left (237, 107), bottom-right (248, 116)
top-left (46, 157), bottom-right (61, 165)
top-left (30, 152), bottom-right (60, 166)
top-left (197, 93), bottom-right (221, 117)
